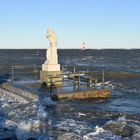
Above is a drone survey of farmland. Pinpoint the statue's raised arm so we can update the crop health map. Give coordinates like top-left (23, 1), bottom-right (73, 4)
top-left (45, 28), bottom-right (58, 64)
top-left (46, 28), bottom-right (57, 47)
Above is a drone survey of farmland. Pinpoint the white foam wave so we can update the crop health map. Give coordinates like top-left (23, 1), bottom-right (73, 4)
top-left (83, 125), bottom-right (122, 140)
top-left (41, 97), bottom-right (56, 107)
top-left (78, 112), bottom-right (86, 117)
top-left (56, 119), bottom-right (90, 135)
top-left (37, 105), bottom-right (48, 120)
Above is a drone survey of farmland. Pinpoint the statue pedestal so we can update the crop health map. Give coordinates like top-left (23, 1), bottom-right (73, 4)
top-left (40, 64), bottom-right (63, 87)
top-left (42, 64), bottom-right (60, 71)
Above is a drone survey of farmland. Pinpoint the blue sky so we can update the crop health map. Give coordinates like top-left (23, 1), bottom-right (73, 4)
top-left (0, 0), bottom-right (140, 49)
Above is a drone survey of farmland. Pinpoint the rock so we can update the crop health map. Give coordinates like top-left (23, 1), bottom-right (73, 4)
top-left (5, 120), bottom-right (17, 130)
top-left (37, 134), bottom-right (50, 140)
top-left (2, 103), bottom-right (9, 108)
top-left (103, 121), bottom-right (134, 137)
top-left (83, 124), bottom-right (124, 140)
top-left (133, 131), bottom-right (140, 140)
top-left (15, 120), bottom-right (44, 140)
top-left (19, 120), bottom-right (43, 132)
top-left (56, 119), bottom-right (90, 135)
top-left (8, 111), bottom-right (19, 120)
top-left (58, 133), bottom-right (83, 140)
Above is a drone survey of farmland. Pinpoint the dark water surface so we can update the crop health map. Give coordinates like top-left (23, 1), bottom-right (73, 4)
top-left (0, 49), bottom-right (140, 140)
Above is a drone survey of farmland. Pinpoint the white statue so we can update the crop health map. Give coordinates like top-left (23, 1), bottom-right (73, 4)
top-left (45, 28), bottom-right (58, 64)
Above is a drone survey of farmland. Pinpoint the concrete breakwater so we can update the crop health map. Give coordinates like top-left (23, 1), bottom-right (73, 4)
top-left (0, 83), bottom-right (49, 140)
top-left (0, 83), bottom-right (38, 102)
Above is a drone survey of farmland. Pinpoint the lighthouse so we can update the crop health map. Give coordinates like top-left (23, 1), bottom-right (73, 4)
top-left (81, 42), bottom-right (86, 50)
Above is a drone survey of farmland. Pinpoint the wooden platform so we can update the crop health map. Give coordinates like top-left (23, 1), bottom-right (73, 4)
top-left (52, 89), bottom-right (110, 100)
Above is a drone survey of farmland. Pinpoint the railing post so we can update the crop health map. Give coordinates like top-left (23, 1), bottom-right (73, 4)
top-left (11, 65), bottom-right (14, 81)
top-left (94, 78), bottom-right (97, 89)
top-left (34, 66), bottom-right (37, 79)
top-left (78, 73), bottom-right (80, 90)
top-left (87, 68), bottom-right (89, 73)
top-left (89, 78), bottom-right (92, 90)
top-left (62, 65), bottom-right (64, 71)
top-left (73, 67), bottom-right (76, 73)
top-left (102, 70), bottom-right (105, 88)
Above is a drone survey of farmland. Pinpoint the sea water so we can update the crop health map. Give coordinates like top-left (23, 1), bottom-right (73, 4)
top-left (0, 49), bottom-right (140, 139)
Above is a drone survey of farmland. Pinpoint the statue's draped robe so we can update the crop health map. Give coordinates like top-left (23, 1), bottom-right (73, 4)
top-left (45, 43), bottom-right (58, 64)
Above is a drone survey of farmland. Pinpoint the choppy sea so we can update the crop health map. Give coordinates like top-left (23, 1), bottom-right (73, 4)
top-left (0, 49), bottom-right (140, 140)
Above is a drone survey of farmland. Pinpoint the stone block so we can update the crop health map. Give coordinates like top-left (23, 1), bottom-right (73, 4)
top-left (40, 70), bottom-right (63, 87)
top-left (42, 64), bottom-right (60, 71)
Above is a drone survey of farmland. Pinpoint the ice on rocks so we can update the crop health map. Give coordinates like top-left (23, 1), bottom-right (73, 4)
top-left (15, 120), bottom-right (44, 140)
top-left (103, 116), bottom-right (135, 138)
top-left (56, 119), bottom-right (91, 135)
top-left (2, 103), bottom-right (9, 108)
top-left (133, 131), bottom-right (140, 140)
top-left (58, 132), bottom-right (83, 140)
top-left (18, 120), bottom-right (43, 132)
top-left (83, 125), bottom-right (122, 140)
top-left (5, 120), bottom-right (17, 130)
top-left (0, 87), bottom-right (47, 139)
top-left (78, 112), bottom-right (86, 117)
top-left (8, 111), bottom-right (19, 120)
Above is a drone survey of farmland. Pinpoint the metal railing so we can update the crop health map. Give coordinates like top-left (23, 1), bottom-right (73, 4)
top-left (11, 65), bottom-right (41, 80)
top-left (10, 65), bottom-right (107, 90)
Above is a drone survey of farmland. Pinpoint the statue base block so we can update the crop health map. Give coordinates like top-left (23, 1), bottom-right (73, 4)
top-left (40, 70), bottom-right (63, 87)
top-left (42, 64), bottom-right (60, 71)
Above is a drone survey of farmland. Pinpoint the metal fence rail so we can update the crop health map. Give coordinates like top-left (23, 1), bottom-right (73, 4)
top-left (11, 65), bottom-right (41, 80)
top-left (9, 65), bottom-right (106, 89)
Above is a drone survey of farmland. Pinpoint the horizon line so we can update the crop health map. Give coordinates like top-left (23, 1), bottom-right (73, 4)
top-left (0, 47), bottom-right (139, 50)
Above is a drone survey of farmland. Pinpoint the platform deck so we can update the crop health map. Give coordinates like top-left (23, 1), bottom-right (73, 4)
top-left (53, 89), bottom-right (110, 100)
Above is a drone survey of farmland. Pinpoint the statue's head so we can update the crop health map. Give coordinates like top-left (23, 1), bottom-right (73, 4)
top-left (46, 28), bottom-right (57, 44)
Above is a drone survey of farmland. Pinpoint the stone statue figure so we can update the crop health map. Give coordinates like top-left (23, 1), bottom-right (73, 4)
top-left (45, 28), bottom-right (58, 64)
